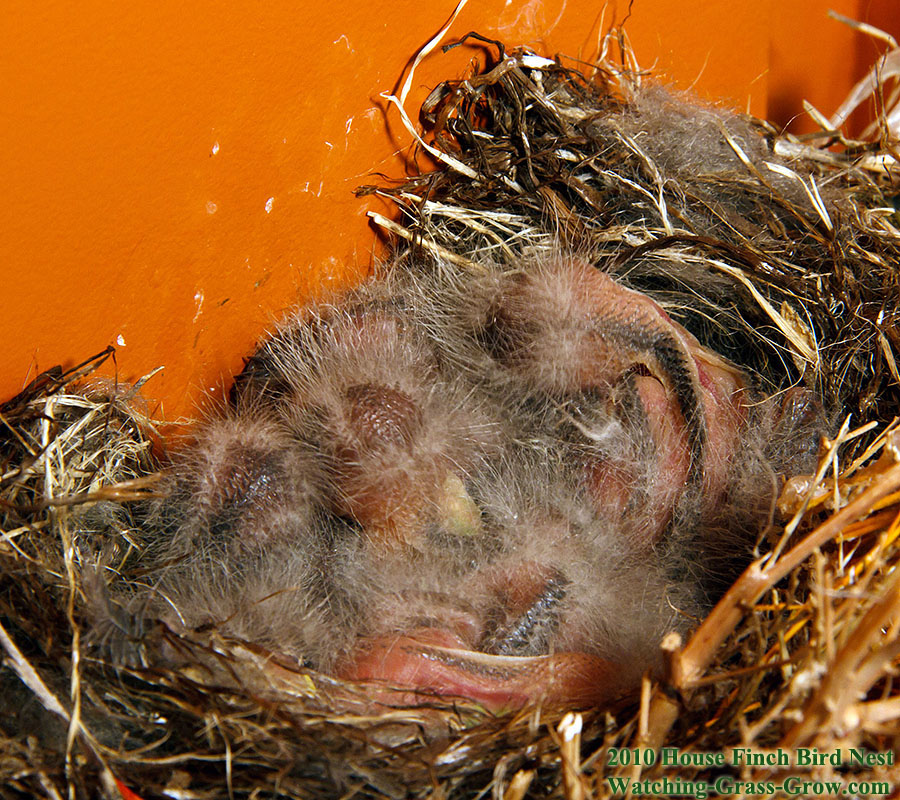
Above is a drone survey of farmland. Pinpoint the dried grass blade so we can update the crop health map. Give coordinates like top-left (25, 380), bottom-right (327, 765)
top-left (679, 461), bottom-right (900, 690)
top-left (706, 259), bottom-right (819, 368)
top-left (781, 572), bottom-right (900, 748)
top-left (367, 211), bottom-right (486, 271)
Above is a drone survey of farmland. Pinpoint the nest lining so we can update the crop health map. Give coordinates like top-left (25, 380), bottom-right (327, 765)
top-left (2, 34), bottom-right (900, 800)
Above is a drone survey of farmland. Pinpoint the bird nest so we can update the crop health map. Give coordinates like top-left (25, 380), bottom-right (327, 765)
top-left (3, 33), bottom-right (900, 800)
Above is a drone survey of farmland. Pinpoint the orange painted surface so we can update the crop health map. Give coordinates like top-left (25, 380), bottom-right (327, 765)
top-left (2, 1), bottom-right (895, 420)
top-left (770, 0), bottom-right (900, 135)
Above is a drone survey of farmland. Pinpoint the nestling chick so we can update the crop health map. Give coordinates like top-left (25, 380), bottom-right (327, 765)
top-left (131, 253), bottom-right (823, 711)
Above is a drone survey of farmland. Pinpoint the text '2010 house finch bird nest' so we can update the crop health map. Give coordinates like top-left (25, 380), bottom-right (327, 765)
top-left (2, 27), bottom-right (900, 800)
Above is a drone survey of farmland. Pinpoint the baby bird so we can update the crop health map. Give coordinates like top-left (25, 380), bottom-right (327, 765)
top-left (417, 255), bottom-right (755, 550)
top-left (236, 293), bottom-right (499, 551)
top-left (134, 253), bottom-right (822, 711)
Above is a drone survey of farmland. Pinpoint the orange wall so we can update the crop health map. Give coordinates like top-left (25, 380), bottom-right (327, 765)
top-left (2, 1), bottom-right (896, 420)
top-left (770, 0), bottom-right (899, 135)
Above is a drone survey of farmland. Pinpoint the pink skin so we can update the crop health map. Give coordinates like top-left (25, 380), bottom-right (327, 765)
top-left (316, 312), bottom-right (440, 549)
top-left (336, 556), bottom-right (619, 712)
top-left (569, 264), bottom-right (748, 502)
top-left (296, 307), bottom-right (481, 552)
top-left (628, 374), bottom-right (692, 547)
top-left (337, 628), bottom-right (622, 711)
top-left (691, 352), bottom-right (747, 496)
top-left (613, 273), bottom-right (748, 498)
top-left (335, 262), bottom-right (747, 709)
top-left (504, 260), bottom-right (747, 546)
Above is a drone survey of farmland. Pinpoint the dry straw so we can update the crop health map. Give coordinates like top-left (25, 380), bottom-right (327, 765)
top-left (3, 25), bottom-right (900, 800)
